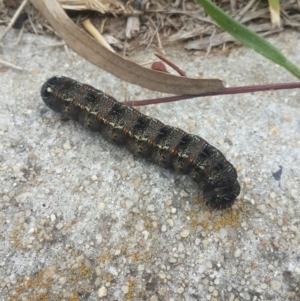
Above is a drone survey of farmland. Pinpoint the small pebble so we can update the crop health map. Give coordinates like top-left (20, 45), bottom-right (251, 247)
top-left (195, 238), bottom-right (201, 245)
top-left (142, 230), bottom-right (149, 240)
top-left (3, 195), bottom-right (10, 202)
top-left (56, 222), bottom-right (64, 230)
top-left (257, 204), bottom-right (266, 213)
top-left (53, 148), bottom-right (62, 154)
top-left (244, 177), bottom-right (251, 184)
top-left (98, 286), bottom-right (107, 297)
top-left (8, 191), bottom-right (15, 198)
top-left (63, 140), bottom-right (71, 150)
top-left (126, 200), bottom-right (133, 209)
top-left (122, 285), bottom-right (129, 294)
top-left (178, 242), bottom-right (184, 252)
top-left (234, 249), bottom-right (241, 258)
top-left (180, 190), bottom-right (188, 197)
top-left (12, 165), bottom-right (20, 173)
top-left (236, 165), bottom-right (243, 172)
top-left (166, 200), bottom-right (173, 206)
top-left (83, 180), bottom-right (90, 187)
top-left (147, 204), bottom-right (155, 211)
top-left (206, 261), bottom-right (212, 269)
top-left (290, 225), bottom-right (298, 232)
top-left (270, 280), bottom-right (281, 291)
top-left (59, 277), bottom-right (66, 285)
top-left (161, 225), bottom-right (167, 232)
top-left (167, 219), bottom-right (174, 227)
top-left (40, 219), bottom-right (47, 226)
top-left (98, 202), bottom-right (105, 210)
top-left (290, 189), bottom-right (298, 199)
top-left (180, 230), bottom-right (189, 238)
top-left (261, 283), bottom-right (268, 290)
top-left (212, 289), bottom-right (219, 296)
top-left (159, 272), bottom-right (166, 279)
top-left (95, 277), bottom-right (101, 287)
top-left (133, 178), bottom-right (141, 188)
top-left (28, 228), bottom-right (35, 234)
top-left (277, 219), bottom-right (283, 226)
top-left (91, 174), bottom-right (98, 181)
top-left (95, 266), bottom-right (101, 275)
top-left (269, 127), bottom-right (278, 135)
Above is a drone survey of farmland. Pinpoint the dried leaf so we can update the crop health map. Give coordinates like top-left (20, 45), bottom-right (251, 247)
top-left (31, 0), bottom-right (224, 94)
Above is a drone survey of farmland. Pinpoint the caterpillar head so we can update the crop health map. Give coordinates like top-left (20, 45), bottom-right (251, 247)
top-left (203, 180), bottom-right (240, 209)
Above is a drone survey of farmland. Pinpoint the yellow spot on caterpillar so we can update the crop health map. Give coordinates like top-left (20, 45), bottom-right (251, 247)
top-left (46, 87), bottom-right (53, 93)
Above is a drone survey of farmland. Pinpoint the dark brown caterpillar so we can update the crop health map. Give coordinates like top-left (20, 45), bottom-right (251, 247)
top-left (41, 76), bottom-right (240, 209)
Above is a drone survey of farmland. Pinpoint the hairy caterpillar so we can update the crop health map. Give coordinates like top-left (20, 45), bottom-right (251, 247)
top-left (41, 76), bottom-right (240, 209)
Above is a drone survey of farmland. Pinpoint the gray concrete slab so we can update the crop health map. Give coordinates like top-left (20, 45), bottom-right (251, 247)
top-left (0, 27), bottom-right (299, 301)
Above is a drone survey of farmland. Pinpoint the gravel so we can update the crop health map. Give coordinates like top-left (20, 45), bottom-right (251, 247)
top-left (0, 26), bottom-right (300, 301)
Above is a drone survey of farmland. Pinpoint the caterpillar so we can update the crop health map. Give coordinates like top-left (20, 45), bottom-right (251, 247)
top-left (41, 76), bottom-right (240, 209)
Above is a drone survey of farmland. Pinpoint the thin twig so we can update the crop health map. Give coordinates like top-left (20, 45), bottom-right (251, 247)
top-left (64, 44), bottom-right (72, 60)
top-left (0, 59), bottom-right (23, 70)
top-left (100, 17), bottom-right (107, 33)
top-left (39, 41), bottom-right (66, 48)
top-left (234, 0), bottom-right (257, 21)
top-left (140, 61), bottom-right (155, 66)
top-left (124, 82), bottom-right (300, 106)
top-left (125, 0), bottom-right (134, 14)
top-left (205, 28), bottom-right (216, 58)
top-left (13, 24), bottom-right (25, 46)
top-left (145, 15), bottom-right (160, 51)
top-left (0, 0), bottom-right (29, 41)
top-left (28, 8), bottom-right (38, 35)
top-left (156, 30), bottom-right (164, 54)
top-left (82, 18), bottom-right (115, 53)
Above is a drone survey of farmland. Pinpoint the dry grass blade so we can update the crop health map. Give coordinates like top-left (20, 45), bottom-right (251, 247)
top-left (0, 59), bottom-right (24, 70)
top-left (30, 0), bottom-right (224, 95)
top-left (58, 0), bottom-right (126, 14)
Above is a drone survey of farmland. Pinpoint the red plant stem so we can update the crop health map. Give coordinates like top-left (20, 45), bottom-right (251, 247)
top-left (124, 82), bottom-right (300, 106)
top-left (154, 53), bottom-right (187, 77)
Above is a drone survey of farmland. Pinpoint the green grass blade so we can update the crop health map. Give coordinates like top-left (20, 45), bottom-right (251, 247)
top-left (196, 0), bottom-right (300, 79)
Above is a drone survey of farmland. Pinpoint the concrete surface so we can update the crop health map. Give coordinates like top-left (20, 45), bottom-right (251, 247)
top-left (0, 26), bottom-right (299, 301)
